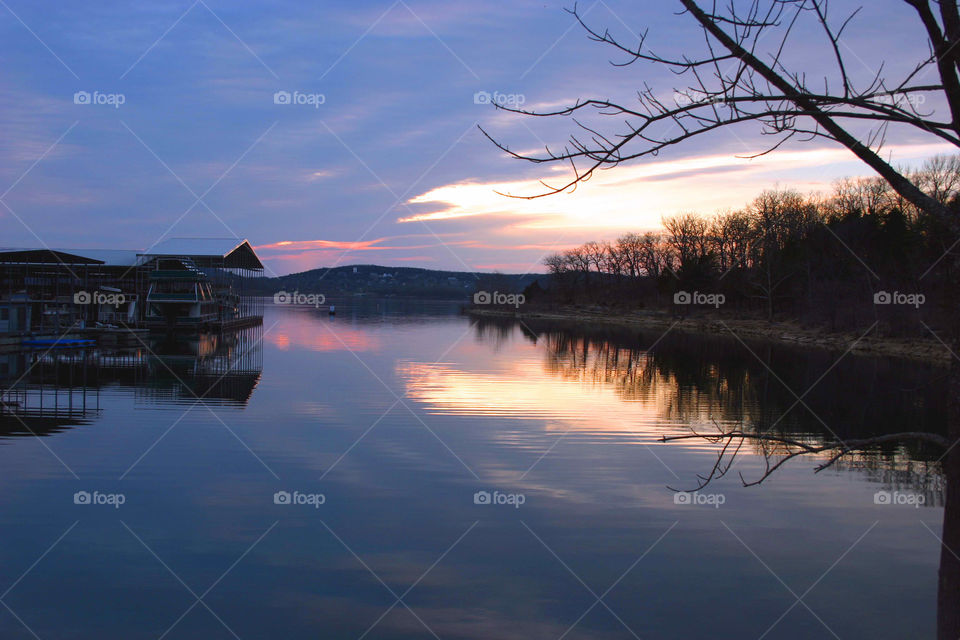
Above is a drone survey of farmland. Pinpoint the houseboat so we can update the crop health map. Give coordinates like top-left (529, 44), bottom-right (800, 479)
top-left (144, 260), bottom-right (219, 329)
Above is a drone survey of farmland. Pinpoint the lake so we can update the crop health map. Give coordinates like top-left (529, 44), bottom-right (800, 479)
top-left (0, 300), bottom-right (948, 639)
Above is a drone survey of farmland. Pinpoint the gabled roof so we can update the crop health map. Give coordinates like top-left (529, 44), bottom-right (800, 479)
top-left (144, 238), bottom-right (246, 257)
top-left (0, 238), bottom-right (264, 270)
top-left (72, 249), bottom-right (144, 267)
top-left (0, 249), bottom-right (104, 265)
top-left (141, 238), bottom-right (263, 270)
top-left (0, 247), bottom-right (145, 267)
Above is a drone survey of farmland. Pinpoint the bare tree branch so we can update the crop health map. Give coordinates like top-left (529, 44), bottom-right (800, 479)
top-left (482, 0), bottom-right (960, 220)
top-left (662, 425), bottom-right (951, 491)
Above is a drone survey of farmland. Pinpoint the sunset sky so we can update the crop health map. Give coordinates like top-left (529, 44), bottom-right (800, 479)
top-left (0, 0), bottom-right (949, 275)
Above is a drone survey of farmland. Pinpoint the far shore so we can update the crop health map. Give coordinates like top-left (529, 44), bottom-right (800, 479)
top-left (466, 305), bottom-right (951, 364)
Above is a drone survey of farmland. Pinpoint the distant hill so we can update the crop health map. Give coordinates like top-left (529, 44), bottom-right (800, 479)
top-left (249, 264), bottom-right (543, 300)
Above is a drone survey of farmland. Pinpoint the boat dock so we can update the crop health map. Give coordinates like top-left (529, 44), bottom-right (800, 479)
top-left (0, 238), bottom-right (265, 339)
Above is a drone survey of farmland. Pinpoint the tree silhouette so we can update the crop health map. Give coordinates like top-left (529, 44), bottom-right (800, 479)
top-left (484, 2), bottom-right (960, 637)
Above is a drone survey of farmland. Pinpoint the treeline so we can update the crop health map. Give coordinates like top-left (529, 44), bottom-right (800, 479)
top-left (533, 155), bottom-right (960, 335)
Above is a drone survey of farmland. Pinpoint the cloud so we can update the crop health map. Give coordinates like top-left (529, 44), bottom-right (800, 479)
top-left (307, 169), bottom-right (338, 180)
top-left (255, 233), bottom-right (467, 254)
top-left (401, 142), bottom-right (957, 231)
top-left (2, 0), bottom-right (951, 276)
top-left (257, 238), bottom-right (390, 252)
top-left (254, 233), bottom-right (480, 273)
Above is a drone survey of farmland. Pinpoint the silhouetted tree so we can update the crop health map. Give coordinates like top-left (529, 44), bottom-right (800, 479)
top-left (486, 2), bottom-right (960, 635)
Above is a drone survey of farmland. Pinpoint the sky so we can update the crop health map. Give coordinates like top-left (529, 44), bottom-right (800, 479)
top-left (0, 0), bottom-right (953, 276)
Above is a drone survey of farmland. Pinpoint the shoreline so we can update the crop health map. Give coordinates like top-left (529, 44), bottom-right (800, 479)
top-left (467, 306), bottom-right (951, 364)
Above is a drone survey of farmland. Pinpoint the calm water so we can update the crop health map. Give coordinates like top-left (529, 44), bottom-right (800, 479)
top-left (0, 300), bottom-right (948, 639)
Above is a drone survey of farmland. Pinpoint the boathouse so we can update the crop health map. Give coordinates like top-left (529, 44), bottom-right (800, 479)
top-left (0, 238), bottom-right (264, 336)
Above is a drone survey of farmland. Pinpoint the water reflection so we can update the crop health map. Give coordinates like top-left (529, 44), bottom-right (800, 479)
top-left (264, 299), bottom-right (462, 352)
top-left (467, 316), bottom-right (954, 637)
top-left (0, 325), bottom-right (263, 435)
top-left (0, 306), bottom-right (949, 639)
top-left (137, 327), bottom-right (263, 406)
top-left (468, 316), bottom-right (947, 461)
top-left (0, 347), bottom-right (103, 434)
top-left (267, 320), bottom-right (381, 353)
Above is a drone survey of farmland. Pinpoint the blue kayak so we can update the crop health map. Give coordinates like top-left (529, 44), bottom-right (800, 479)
top-left (21, 338), bottom-right (95, 347)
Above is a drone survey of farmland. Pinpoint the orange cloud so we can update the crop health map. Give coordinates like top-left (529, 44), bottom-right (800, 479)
top-left (255, 234), bottom-right (468, 254)
top-left (400, 142), bottom-right (957, 231)
top-left (257, 238), bottom-right (386, 252)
